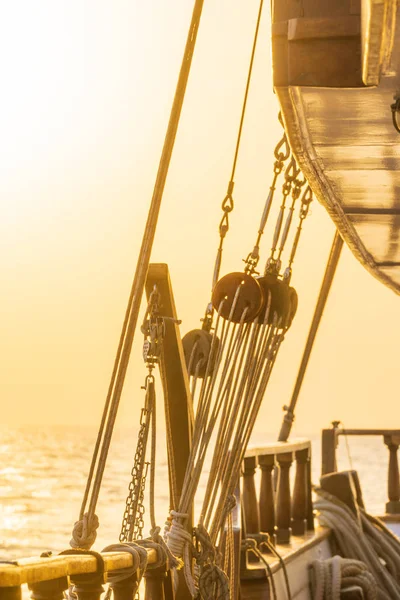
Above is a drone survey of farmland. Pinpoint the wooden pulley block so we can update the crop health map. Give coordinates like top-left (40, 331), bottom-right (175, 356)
top-left (257, 274), bottom-right (291, 327)
top-left (182, 329), bottom-right (219, 377)
top-left (211, 272), bottom-right (264, 323)
top-left (287, 286), bottom-right (298, 328)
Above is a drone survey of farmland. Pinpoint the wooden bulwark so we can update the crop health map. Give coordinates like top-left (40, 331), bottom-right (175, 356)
top-left (242, 439), bottom-right (314, 553)
top-left (0, 550), bottom-right (157, 587)
top-left (321, 426), bottom-right (400, 515)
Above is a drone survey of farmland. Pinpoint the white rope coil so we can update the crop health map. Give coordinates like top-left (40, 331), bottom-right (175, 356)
top-left (311, 556), bottom-right (377, 600)
top-left (315, 488), bottom-right (400, 600)
top-left (164, 511), bottom-right (196, 597)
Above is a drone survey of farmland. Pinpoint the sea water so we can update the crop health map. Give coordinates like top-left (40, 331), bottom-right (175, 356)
top-left (0, 425), bottom-right (390, 560)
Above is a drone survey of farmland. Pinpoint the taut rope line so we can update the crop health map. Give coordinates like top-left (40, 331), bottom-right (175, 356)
top-left (72, 0), bottom-right (206, 549)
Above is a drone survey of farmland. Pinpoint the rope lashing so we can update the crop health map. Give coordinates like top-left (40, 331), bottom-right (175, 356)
top-left (315, 487), bottom-right (400, 600)
top-left (101, 542), bottom-right (148, 600)
top-left (73, 0), bottom-right (206, 550)
top-left (310, 556), bottom-right (378, 600)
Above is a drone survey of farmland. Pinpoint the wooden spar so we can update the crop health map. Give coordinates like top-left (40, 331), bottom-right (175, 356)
top-left (278, 231), bottom-right (343, 442)
top-left (83, 0), bottom-right (204, 522)
top-left (145, 264), bottom-right (193, 600)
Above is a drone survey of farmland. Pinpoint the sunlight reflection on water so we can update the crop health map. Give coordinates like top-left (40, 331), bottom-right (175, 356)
top-left (0, 425), bottom-right (390, 563)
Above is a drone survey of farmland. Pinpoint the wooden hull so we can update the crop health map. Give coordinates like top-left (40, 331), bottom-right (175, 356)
top-left (272, 0), bottom-right (400, 294)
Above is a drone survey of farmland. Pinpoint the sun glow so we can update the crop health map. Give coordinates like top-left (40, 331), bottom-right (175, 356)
top-left (1, 1), bottom-right (399, 433)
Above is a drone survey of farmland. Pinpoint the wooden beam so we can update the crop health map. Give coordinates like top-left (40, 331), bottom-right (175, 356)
top-left (145, 263), bottom-right (193, 600)
top-left (145, 263), bottom-right (193, 511)
top-left (0, 550), bottom-right (157, 587)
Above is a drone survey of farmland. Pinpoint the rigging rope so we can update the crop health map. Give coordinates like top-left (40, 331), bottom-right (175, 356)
top-left (315, 487), bottom-right (400, 600)
top-left (177, 119), bottom-right (314, 596)
top-left (208, 0), bottom-right (265, 325)
top-left (71, 0), bottom-right (205, 550)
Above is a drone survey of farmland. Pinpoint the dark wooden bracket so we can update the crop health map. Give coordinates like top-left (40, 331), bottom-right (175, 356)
top-left (145, 263), bottom-right (193, 600)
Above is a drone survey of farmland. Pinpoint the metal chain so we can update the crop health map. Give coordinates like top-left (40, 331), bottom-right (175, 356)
top-left (120, 288), bottom-right (163, 543)
top-left (264, 156), bottom-right (299, 275)
top-left (244, 129), bottom-right (290, 275)
top-left (283, 184), bottom-right (313, 282)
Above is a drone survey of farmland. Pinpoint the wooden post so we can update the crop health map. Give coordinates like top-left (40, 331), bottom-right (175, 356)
top-left (291, 448), bottom-right (308, 536)
top-left (242, 456), bottom-right (261, 534)
top-left (275, 452), bottom-right (293, 544)
top-left (321, 428), bottom-right (338, 475)
top-left (258, 454), bottom-right (275, 539)
top-left (71, 579), bottom-right (104, 600)
top-left (242, 455), bottom-right (260, 564)
top-left (145, 264), bottom-right (193, 600)
top-left (384, 435), bottom-right (400, 514)
top-left (144, 568), bottom-right (166, 600)
top-left (306, 446), bottom-right (315, 531)
top-left (0, 588), bottom-right (22, 600)
top-left (29, 578), bottom-right (69, 600)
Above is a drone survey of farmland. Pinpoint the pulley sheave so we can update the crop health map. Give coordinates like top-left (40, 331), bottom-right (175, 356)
top-left (257, 274), bottom-right (292, 328)
top-left (182, 329), bottom-right (219, 378)
top-left (287, 286), bottom-right (298, 328)
top-left (211, 272), bottom-right (264, 323)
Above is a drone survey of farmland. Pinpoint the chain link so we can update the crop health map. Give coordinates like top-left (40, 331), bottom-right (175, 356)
top-left (119, 288), bottom-right (163, 543)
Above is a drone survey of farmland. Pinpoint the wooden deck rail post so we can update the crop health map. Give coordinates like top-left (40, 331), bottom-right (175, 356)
top-left (242, 455), bottom-right (261, 535)
top-left (321, 428), bottom-right (339, 475)
top-left (242, 455), bottom-right (260, 564)
top-left (0, 587), bottom-right (21, 600)
top-left (384, 435), bottom-right (400, 514)
top-left (291, 448), bottom-right (308, 536)
top-left (144, 568), bottom-right (166, 600)
top-left (275, 452), bottom-right (293, 544)
top-left (258, 454), bottom-right (276, 541)
top-left (28, 577), bottom-right (69, 600)
top-left (70, 576), bottom-right (105, 600)
top-left (306, 446), bottom-right (315, 531)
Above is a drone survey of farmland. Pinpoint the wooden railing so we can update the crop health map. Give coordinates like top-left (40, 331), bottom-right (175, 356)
top-left (0, 548), bottom-right (173, 600)
top-left (242, 439), bottom-right (314, 548)
top-left (322, 426), bottom-right (400, 515)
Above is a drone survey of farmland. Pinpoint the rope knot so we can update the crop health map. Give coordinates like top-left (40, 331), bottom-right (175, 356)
top-left (70, 513), bottom-right (99, 549)
top-left (165, 511), bottom-right (192, 558)
top-left (198, 564), bottom-right (230, 600)
top-left (150, 526), bottom-right (183, 572)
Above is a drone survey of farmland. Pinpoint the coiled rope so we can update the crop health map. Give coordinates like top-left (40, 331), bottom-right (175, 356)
top-left (311, 556), bottom-right (377, 600)
top-left (315, 487), bottom-right (400, 600)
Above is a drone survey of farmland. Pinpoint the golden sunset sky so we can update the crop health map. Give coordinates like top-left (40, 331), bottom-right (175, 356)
top-left (2, 0), bottom-right (399, 434)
